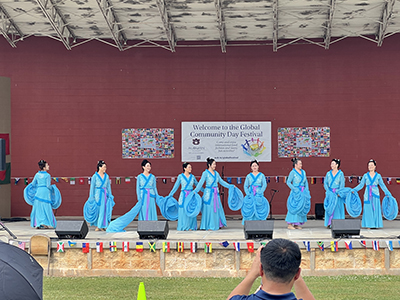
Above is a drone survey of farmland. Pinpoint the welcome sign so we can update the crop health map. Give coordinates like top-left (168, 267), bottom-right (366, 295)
top-left (181, 122), bottom-right (271, 162)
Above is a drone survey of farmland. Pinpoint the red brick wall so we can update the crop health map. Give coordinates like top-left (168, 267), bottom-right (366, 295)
top-left (3, 36), bottom-right (400, 217)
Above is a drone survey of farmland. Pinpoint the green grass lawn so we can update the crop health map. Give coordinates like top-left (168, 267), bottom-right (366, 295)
top-left (43, 275), bottom-right (400, 300)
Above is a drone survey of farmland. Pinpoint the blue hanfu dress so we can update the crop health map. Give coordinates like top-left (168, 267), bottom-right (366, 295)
top-left (194, 170), bottom-right (231, 231)
top-left (24, 171), bottom-right (62, 228)
top-left (168, 173), bottom-right (199, 231)
top-left (242, 172), bottom-right (269, 225)
top-left (285, 169), bottom-right (311, 225)
top-left (137, 173), bottom-right (159, 221)
top-left (323, 170), bottom-right (345, 227)
top-left (353, 172), bottom-right (391, 228)
top-left (83, 172), bottom-right (115, 229)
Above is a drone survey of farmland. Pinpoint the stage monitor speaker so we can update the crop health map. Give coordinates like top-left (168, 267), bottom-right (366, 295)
top-left (244, 220), bottom-right (274, 240)
top-left (0, 139), bottom-right (5, 171)
top-left (55, 220), bottom-right (88, 239)
top-left (315, 203), bottom-right (325, 220)
top-left (137, 221), bottom-right (169, 239)
top-left (331, 219), bottom-right (361, 238)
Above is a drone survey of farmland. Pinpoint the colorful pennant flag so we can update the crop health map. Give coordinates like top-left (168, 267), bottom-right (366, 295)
top-left (344, 241), bottom-right (353, 250)
top-left (136, 242), bottom-right (144, 252)
top-left (24, 178), bottom-right (28, 185)
top-left (303, 241), bottom-right (311, 252)
top-left (321, 178), bottom-right (324, 184)
top-left (171, 177), bottom-right (176, 183)
top-left (205, 242), bottom-right (212, 253)
top-left (96, 242), bottom-right (103, 253)
top-left (387, 178), bottom-right (392, 185)
top-left (310, 178), bottom-right (316, 185)
top-left (386, 241), bottom-right (393, 251)
top-left (247, 242), bottom-right (254, 253)
top-left (237, 177), bottom-right (242, 184)
top-left (82, 243), bottom-right (90, 253)
top-left (227, 177), bottom-right (232, 183)
top-left (79, 178), bottom-right (85, 185)
top-left (317, 241), bottom-right (324, 251)
top-left (88, 177), bottom-right (91, 184)
top-left (190, 242), bottom-right (197, 253)
top-left (122, 241), bottom-right (129, 252)
top-left (360, 240), bottom-right (367, 248)
top-left (70, 178), bottom-right (76, 185)
top-left (149, 242), bottom-right (156, 252)
top-left (283, 177), bottom-right (287, 183)
top-left (110, 241), bottom-right (117, 252)
top-left (162, 178), bottom-right (167, 184)
top-left (115, 177), bottom-right (121, 184)
top-left (57, 242), bottom-right (65, 252)
top-left (372, 241), bottom-right (379, 251)
top-left (220, 241), bottom-right (229, 248)
top-left (162, 242), bottom-right (170, 253)
top-left (125, 177), bottom-right (131, 183)
top-left (330, 241), bottom-right (338, 252)
top-left (396, 178), bottom-right (400, 184)
top-left (177, 242), bottom-right (184, 252)
top-left (266, 177), bottom-right (270, 183)
top-left (52, 177), bottom-right (59, 183)
top-left (61, 177), bottom-right (69, 183)
top-left (275, 176), bottom-right (279, 183)
top-left (68, 241), bottom-right (77, 247)
top-left (348, 176), bottom-right (353, 183)
top-left (14, 178), bottom-right (20, 185)
top-left (233, 242), bottom-right (240, 252)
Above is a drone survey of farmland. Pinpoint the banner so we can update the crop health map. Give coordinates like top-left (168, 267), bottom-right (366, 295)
top-left (181, 122), bottom-right (271, 162)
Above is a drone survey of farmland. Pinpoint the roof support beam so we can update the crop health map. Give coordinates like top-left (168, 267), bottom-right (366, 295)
top-left (35, 0), bottom-right (76, 50)
top-left (324, 0), bottom-right (336, 49)
top-left (377, 0), bottom-right (396, 46)
top-left (96, 0), bottom-right (127, 51)
top-left (155, 0), bottom-right (176, 52)
top-left (0, 4), bottom-right (24, 48)
top-left (215, 0), bottom-right (227, 53)
top-left (272, 0), bottom-right (278, 52)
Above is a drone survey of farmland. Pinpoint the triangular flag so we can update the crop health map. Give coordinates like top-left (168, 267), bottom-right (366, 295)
top-left (303, 241), bottom-right (311, 252)
top-left (149, 242), bottom-right (156, 252)
top-left (136, 242), bottom-right (144, 252)
top-left (57, 242), bottom-right (65, 252)
top-left (52, 177), bottom-right (59, 183)
top-left (82, 242), bottom-right (90, 253)
top-left (233, 242), bottom-right (240, 252)
top-left (162, 242), bottom-right (170, 253)
top-left (190, 242), bottom-right (197, 253)
top-left (96, 242), bottom-right (103, 253)
top-left (110, 241), bottom-right (117, 252)
top-left (386, 241), bottom-right (393, 251)
top-left (344, 241), bottom-right (353, 250)
top-left (317, 241), bottom-right (324, 251)
top-left (122, 241), bottom-right (129, 252)
top-left (14, 178), bottom-right (20, 185)
top-left (247, 242), bottom-right (254, 253)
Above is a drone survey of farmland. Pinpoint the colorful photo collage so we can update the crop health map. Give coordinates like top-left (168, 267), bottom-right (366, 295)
top-left (278, 127), bottom-right (330, 158)
top-left (122, 128), bottom-right (174, 159)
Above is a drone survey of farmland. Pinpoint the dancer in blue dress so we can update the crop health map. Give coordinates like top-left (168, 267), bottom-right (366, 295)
top-left (168, 162), bottom-right (199, 231)
top-left (83, 160), bottom-right (115, 231)
top-left (24, 160), bottom-right (62, 228)
top-left (323, 158), bottom-right (345, 228)
top-left (353, 159), bottom-right (392, 228)
top-left (193, 158), bottom-right (232, 230)
top-left (242, 160), bottom-right (269, 225)
top-left (285, 158), bottom-right (311, 230)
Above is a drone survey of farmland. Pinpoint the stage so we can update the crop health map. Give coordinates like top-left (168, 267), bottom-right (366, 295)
top-left (1, 217), bottom-right (400, 277)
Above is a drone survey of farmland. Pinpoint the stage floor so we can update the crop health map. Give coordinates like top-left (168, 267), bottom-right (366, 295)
top-left (1, 216), bottom-right (400, 243)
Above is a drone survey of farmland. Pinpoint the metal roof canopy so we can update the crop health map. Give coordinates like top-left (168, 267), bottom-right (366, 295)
top-left (0, 0), bottom-right (398, 52)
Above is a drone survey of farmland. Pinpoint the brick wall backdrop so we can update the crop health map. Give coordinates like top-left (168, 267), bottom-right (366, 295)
top-left (2, 36), bottom-right (400, 217)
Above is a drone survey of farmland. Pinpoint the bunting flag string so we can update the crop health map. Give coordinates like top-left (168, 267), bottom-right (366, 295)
top-left (96, 242), bottom-right (103, 253)
top-left (57, 242), bottom-right (64, 253)
top-left (82, 242), bottom-right (90, 253)
top-left (344, 241), bottom-right (353, 250)
top-left (220, 241), bottom-right (229, 248)
top-left (190, 242), bottom-right (197, 253)
top-left (303, 241), bottom-right (311, 252)
top-left (360, 240), bottom-right (367, 248)
top-left (17, 241), bottom-right (26, 250)
top-left (110, 241), bottom-right (117, 252)
top-left (386, 241), bottom-right (393, 251)
top-left (163, 242), bottom-right (170, 253)
top-left (247, 242), bottom-right (254, 253)
top-left (116, 177), bottom-right (121, 184)
top-left (317, 241), bottom-right (324, 251)
top-left (372, 241), bottom-right (379, 251)
top-left (79, 178), bottom-right (85, 185)
top-left (330, 241), bottom-right (338, 252)
top-left (123, 241), bottom-right (129, 252)
top-left (205, 242), bottom-right (212, 253)
top-left (233, 242), bottom-right (240, 252)
top-left (149, 242), bottom-right (156, 252)
top-left (177, 242), bottom-right (184, 253)
top-left (136, 242), bottom-right (144, 252)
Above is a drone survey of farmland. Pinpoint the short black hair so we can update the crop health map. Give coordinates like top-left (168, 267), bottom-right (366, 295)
top-left (97, 160), bottom-right (106, 172)
top-left (206, 157), bottom-right (215, 168)
top-left (38, 160), bottom-right (47, 170)
top-left (260, 238), bottom-right (301, 283)
top-left (141, 159), bottom-right (151, 170)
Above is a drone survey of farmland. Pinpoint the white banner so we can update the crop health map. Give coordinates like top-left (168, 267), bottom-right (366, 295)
top-left (181, 122), bottom-right (271, 162)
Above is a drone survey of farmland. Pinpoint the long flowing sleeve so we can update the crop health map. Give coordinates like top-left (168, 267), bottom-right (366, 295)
top-left (168, 175), bottom-right (181, 197)
top-left (244, 175), bottom-right (250, 195)
top-left (152, 175), bottom-right (159, 196)
top-left (218, 172), bottom-right (232, 188)
top-left (303, 171), bottom-right (309, 190)
top-left (260, 174), bottom-right (267, 194)
top-left (378, 174), bottom-right (391, 196)
top-left (339, 172), bottom-right (345, 189)
top-left (194, 172), bottom-right (206, 193)
top-left (136, 175), bottom-right (142, 202)
top-left (106, 176), bottom-right (113, 198)
top-left (323, 172), bottom-right (329, 192)
top-left (286, 171), bottom-right (295, 190)
top-left (353, 175), bottom-right (366, 192)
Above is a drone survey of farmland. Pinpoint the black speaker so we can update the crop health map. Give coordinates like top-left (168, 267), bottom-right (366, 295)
top-left (0, 139), bottom-right (5, 171)
top-left (244, 220), bottom-right (274, 240)
top-left (55, 220), bottom-right (88, 239)
top-left (137, 221), bottom-right (169, 239)
top-left (331, 219), bottom-right (361, 238)
top-left (315, 203), bottom-right (325, 220)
